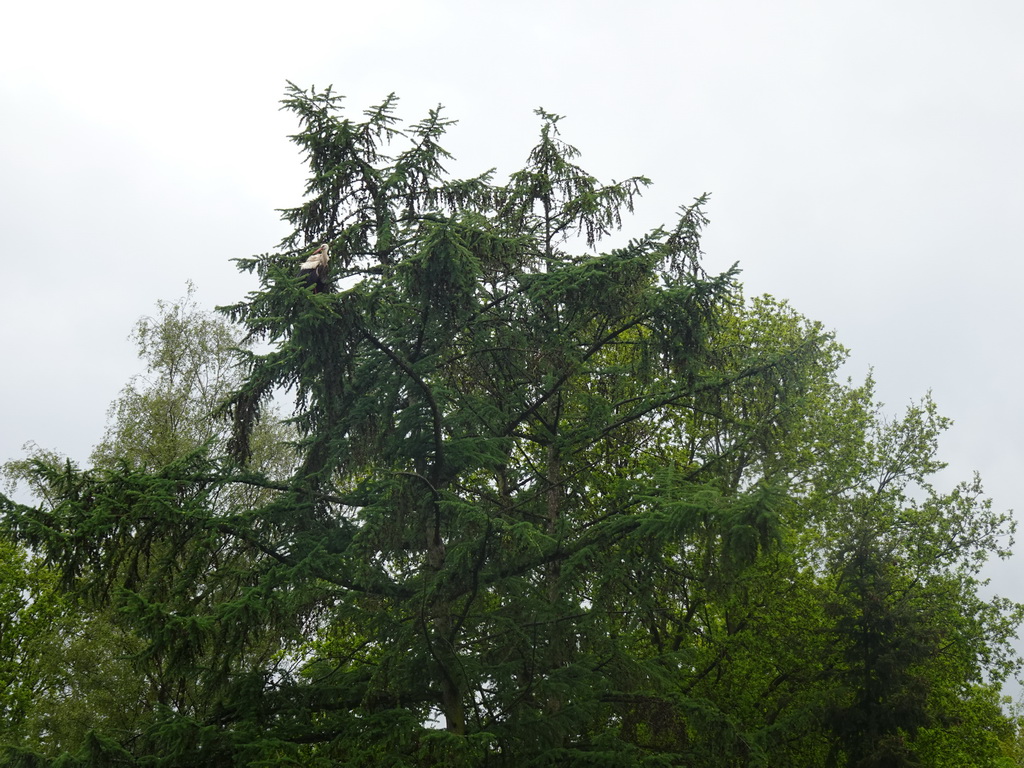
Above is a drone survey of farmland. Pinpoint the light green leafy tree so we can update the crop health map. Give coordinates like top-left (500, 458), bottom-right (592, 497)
top-left (814, 397), bottom-right (1023, 768)
top-left (1, 288), bottom-right (293, 760)
top-left (625, 295), bottom-right (1024, 766)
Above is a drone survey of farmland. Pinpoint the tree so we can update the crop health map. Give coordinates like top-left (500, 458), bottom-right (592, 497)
top-left (0, 538), bottom-right (78, 747)
top-left (1, 87), bottom-right (1020, 767)
top-left (604, 297), bottom-right (1024, 767)
top-left (0, 288), bottom-right (293, 761)
top-left (813, 398), bottom-right (1023, 768)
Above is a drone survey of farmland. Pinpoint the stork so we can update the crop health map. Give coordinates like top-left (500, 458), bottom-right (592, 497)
top-left (298, 244), bottom-right (330, 293)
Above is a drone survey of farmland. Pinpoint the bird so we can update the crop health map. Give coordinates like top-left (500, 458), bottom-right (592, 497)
top-left (298, 244), bottom-right (330, 293)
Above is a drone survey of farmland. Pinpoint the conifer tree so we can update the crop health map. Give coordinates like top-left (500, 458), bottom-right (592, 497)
top-left (212, 85), bottom-right (821, 764)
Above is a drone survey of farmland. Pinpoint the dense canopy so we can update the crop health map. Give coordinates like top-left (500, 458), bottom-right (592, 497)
top-left (1, 87), bottom-right (1021, 767)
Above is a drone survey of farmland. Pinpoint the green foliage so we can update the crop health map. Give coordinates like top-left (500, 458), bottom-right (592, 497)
top-left (1, 87), bottom-right (1021, 766)
top-left (0, 538), bottom-right (68, 735)
top-left (0, 288), bottom-right (294, 760)
top-left (0, 533), bottom-right (146, 758)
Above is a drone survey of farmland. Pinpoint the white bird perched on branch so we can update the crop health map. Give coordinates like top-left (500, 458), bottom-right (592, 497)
top-left (298, 244), bottom-right (330, 293)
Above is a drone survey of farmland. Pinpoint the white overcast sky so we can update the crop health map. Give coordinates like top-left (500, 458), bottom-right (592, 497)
top-left (3, 0), bottom-right (1023, 671)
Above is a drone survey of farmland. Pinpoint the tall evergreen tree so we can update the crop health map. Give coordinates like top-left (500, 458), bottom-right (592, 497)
top-left (212, 85), bottom-right (807, 764)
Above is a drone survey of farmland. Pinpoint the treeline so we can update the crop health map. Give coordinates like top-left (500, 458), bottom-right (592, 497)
top-left (1, 86), bottom-right (1022, 767)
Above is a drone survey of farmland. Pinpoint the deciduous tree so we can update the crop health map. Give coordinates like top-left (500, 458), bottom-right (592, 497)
top-left (1, 288), bottom-right (292, 761)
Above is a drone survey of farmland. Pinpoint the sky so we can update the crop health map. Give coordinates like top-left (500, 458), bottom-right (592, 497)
top-left (2, 0), bottom-right (1023, 681)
